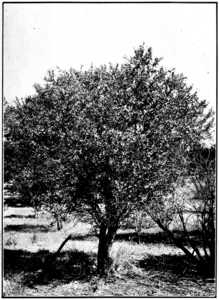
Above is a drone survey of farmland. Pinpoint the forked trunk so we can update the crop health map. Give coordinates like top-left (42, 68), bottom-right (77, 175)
top-left (97, 224), bottom-right (117, 276)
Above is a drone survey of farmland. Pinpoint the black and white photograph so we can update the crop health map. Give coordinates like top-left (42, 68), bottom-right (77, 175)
top-left (3, 2), bottom-right (216, 297)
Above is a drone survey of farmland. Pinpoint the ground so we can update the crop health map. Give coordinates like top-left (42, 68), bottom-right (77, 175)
top-left (3, 206), bottom-right (215, 297)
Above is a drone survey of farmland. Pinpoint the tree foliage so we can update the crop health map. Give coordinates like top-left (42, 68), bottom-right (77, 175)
top-left (4, 45), bottom-right (214, 275)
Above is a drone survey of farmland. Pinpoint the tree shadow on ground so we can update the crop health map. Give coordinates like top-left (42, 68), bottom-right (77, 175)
top-left (4, 224), bottom-right (52, 233)
top-left (70, 234), bottom-right (97, 241)
top-left (4, 199), bottom-right (30, 207)
top-left (138, 254), bottom-right (215, 280)
top-left (115, 231), bottom-right (173, 244)
top-left (4, 214), bottom-right (36, 219)
top-left (115, 230), bottom-right (203, 247)
top-left (4, 248), bottom-right (96, 286)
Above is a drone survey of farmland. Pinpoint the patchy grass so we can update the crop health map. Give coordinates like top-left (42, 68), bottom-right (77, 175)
top-left (3, 206), bottom-right (215, 297)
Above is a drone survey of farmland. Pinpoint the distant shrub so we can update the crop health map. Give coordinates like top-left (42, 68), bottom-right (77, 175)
top-left (4, 234), bottom-right (18, 249)
top-left (31, 232), bottom-right (37, 244)
top-left (122, 211), bottom-right (156, 244)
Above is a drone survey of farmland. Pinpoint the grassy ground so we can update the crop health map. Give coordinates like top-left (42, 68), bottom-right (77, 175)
top-left (3, 207), bottom-right (215, 297)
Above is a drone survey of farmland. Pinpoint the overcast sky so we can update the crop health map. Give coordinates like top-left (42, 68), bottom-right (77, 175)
top-left (4, 3), bottom-right (216, 112)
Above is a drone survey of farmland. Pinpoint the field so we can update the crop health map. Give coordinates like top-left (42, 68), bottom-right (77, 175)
top-left (3, 206), bottom-right (215, 297)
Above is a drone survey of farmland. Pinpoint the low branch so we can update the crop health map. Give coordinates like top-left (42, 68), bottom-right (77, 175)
top-left (54, 234), bottom-right (73, 257)
top-left (155, 219), bottom-right (198, 263)
top-left (44, 234), bottom-right (73, 268)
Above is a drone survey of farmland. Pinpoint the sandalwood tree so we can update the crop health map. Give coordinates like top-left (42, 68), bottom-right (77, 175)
top-left (4, 45), bottom-right (214, 276)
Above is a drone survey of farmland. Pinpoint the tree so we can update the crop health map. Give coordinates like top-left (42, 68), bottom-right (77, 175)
top-left (145, 144), bottom-right (215, 273)
top-left (121, 210), bottom-right (155, 244)
top-left (4, 45), bottom-right (214, 276)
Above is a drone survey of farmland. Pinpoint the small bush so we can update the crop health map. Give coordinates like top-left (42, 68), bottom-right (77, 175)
top-left (4, 234), bottom-right (18, 249)
top-left (31, 232), bottom-right (37, 244)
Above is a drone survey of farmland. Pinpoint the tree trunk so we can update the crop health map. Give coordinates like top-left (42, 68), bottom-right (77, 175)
top-left (97, 224), bottom-right (117, 277)
top-left (208, 211), bottom-right (215, 268)
top-left (57, 219), bottom-right (63, 231)
top-left (136, 232), bottom-right (141, 244)
top-left (208, 237), bottom-right (215, 271)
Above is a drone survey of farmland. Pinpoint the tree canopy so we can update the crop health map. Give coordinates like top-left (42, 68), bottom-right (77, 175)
top-left (4, 45), bottom-right (214, 275)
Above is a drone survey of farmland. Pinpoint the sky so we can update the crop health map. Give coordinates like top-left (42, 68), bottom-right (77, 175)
top-left (4, 3), bottom-right (216, 114)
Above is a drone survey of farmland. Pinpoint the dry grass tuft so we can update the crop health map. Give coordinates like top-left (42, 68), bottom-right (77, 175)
top-left (3, 273), bottom-right (26, 297)
top-left (108, 246), bottom-right (142, 277)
